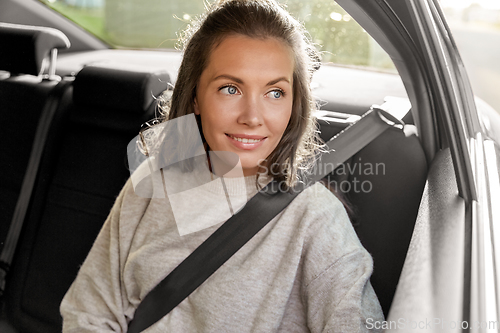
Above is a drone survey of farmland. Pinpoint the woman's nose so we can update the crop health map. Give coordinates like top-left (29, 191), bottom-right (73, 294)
top-left (237, 95), bottom-right (264, 127)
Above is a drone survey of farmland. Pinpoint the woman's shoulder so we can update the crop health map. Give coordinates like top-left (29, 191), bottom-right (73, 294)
top-left (113, 166), bottom-right (172, 228)
top-left (291, 182), bottom-right (367, 256)
top-left (294, 182), bottom-right (349, 220)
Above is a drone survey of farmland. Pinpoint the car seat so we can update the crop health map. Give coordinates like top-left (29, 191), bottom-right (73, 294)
top-left (2, 64), bottom-right (169, 333)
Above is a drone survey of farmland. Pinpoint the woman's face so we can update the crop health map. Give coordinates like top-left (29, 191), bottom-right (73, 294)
top-left (194, 34), bottom-right (294, 176)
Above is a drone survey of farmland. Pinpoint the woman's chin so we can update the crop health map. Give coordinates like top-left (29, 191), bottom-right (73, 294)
top-left (240, 165), bottom-right (261, 177)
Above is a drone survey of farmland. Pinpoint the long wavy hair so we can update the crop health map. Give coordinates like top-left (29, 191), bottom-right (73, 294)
top-left (158, 0), bottom-right (322, 189)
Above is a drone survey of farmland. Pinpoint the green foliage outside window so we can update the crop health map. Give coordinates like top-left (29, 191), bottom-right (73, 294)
top-left (39, 0), bottom-right (396, 71)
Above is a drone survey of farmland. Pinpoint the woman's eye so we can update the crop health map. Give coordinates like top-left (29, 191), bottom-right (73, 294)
top-left (268, 90), bottom-right (284, 99)
top-left (220, 85), bottom-right (239, 95)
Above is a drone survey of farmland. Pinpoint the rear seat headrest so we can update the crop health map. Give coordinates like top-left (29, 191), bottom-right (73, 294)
top-left (73, 65), bottom-right (171, 114)
top-left (0, 22), bottom-right (70, 75)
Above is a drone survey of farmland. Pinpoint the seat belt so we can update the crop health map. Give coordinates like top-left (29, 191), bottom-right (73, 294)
top-left (128, 97), bottom-right (411, 333)
top-left (0, 79), bottom-right (71, 300)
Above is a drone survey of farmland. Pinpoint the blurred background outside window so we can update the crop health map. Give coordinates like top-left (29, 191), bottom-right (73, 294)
top-left (39, 0), bottom-right (500, 113)
top-left (38, 0), bottom-right (396, 72)
top-left (440, 0), bottom-right (500, 113)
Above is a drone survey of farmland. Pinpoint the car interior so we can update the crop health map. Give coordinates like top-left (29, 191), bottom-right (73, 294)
top-left (0, 2), bottom-right (429, 332)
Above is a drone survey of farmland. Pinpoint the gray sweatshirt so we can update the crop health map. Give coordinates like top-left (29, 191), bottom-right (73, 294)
top-left (60, 174), bottom-right (384, 332)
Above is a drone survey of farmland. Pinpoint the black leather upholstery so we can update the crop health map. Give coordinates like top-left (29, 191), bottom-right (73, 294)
top-left (0, 78), bottom-right (58, 249)
top-left (0, 22), bottom-right (70, 254)
top-left (3, 65), bottom-right (169, 333)
top-left (73, 65), bottom-right (170, 113)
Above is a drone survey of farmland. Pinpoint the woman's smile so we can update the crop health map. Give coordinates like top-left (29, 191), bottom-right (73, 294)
top-left (225, 133), bottom-right (267, 150)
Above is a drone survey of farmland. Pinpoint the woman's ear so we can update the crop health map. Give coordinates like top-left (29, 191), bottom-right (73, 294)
top-left (194, 97), bottom-right (200, 115)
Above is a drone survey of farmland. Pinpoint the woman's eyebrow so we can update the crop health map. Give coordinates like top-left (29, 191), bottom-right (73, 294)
top-left (212, 74), bottom-right (290, 86)
top-left (212, 74), bottom-right (243, 84)
top-left (266, 77), bottom-right (290, 86)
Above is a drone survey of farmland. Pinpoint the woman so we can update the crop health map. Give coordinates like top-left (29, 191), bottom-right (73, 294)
top-left (60, 0), bottom-right (384, 331)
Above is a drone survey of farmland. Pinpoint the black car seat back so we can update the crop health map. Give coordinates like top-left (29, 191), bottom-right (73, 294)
top-left (0, 22), bottom-right (70, 254)
top-left (3, 65), bottom-right (170, 333)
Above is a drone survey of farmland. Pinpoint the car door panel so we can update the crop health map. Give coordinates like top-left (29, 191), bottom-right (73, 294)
top-left (388, 148), bottom-right (467, 332)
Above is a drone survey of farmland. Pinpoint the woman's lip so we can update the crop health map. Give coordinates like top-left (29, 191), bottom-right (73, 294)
top-left (225, 133), bottom-right (266, 140)
top-left (225, 134), bottom-right (266, 150)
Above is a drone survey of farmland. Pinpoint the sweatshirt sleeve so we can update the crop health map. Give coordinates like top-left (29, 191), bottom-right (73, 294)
top-left (60, 180), bottom-right (138, 332)
top-left (302, 186), bottom-right (384, 333)
top-left (306, 250), bottom-right (384, 333)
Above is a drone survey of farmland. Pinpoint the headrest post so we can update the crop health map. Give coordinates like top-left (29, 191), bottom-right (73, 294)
top-left (48, 48), bottom-right (58, 80)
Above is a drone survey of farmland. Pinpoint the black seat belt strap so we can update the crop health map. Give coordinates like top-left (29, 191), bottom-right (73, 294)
top-left (307, 104), bottom-right (407, 184)
top-left (128, 98), bottom-right (411, 333)
top-left (0, 79), bottom-right (71, 299)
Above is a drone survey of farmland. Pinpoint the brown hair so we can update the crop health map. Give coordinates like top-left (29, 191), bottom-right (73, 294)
top-left (160, 0), bottom-right (322, 189)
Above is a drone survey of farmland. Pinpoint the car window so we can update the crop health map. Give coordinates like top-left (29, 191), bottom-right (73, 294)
top-left (38, 0), bottom-right (396, 73)
top-left (439, 0), bottom-right (500, 114)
